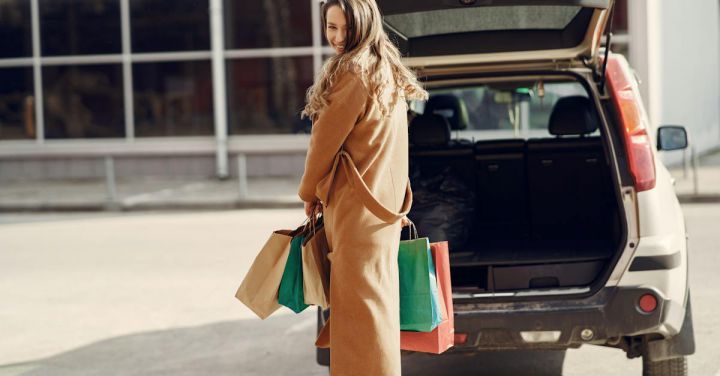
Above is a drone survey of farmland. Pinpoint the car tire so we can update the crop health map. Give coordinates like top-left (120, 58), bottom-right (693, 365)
top-left (641, 356), bottom-right (687, 376)
top-left (640, 289), bottom-right (695, 376)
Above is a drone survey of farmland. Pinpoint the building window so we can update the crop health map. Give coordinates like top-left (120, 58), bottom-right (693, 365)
top-left (42, 64), bottom-right (125, 138)
top-left (0, 0), bottom-right (32, 58)
top-left (39, 0), bottom-right (122, 56)
top-left (130, 0), bottom-right (210, 53)
top-left (0, 68), bottom-right (35, 140)
top-left (0, 0), bottom-right (326, 142)
top-left (224, 0), bottom-right (312, 49)
top-left (227, 56), bottom-right (314, 134)
top-left (133, 60), bottom-right (214, 136)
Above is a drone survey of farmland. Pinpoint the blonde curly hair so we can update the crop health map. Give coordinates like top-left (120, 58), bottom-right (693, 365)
top-left (301, 0), bottom-right (428, 122)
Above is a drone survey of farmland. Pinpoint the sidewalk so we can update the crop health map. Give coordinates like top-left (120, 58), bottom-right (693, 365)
top-left (0, 176), bottom-right (304, 212)
top-left (667, 147), bottom-right (720, 203)
top-left (669, 165), bottom-right (720, 203)
top-left (1, 149), bottom-right (719, 212)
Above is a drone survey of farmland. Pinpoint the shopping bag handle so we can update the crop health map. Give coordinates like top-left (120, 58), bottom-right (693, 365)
top-left (401, 218), bottom-right (418, 240)
top-left (298, 203), bottom-right (323, 242)
top-left (306, 204), bottom-right (322, 236)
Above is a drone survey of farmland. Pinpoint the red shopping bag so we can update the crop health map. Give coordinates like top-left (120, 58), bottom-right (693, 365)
top-left (400, 241), bottom-right (454, 354)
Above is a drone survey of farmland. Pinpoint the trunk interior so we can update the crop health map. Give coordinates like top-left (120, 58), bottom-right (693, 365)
top-left (404, 77), bottom-right (623, 294)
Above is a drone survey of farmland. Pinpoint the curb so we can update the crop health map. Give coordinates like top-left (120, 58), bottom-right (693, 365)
top-left (677, 194), bottom-right (720, 204)
top-left (0, 200), bottom-right (304, 213)
top-left (1, 195), bottom-right (718, 213)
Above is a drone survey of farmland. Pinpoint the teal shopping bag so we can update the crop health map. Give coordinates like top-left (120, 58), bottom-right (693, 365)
top-left (398, 222), bottom-right (444, 332)
top-left (278, 234), bottom-right (310, 313)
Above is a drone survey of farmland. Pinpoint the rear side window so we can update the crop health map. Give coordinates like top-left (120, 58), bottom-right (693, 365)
top-left (410, 80), bottom-right (596, 139)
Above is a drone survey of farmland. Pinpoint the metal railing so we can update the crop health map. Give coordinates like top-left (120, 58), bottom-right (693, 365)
top-left (96, 153), bottom-right (265, 204)
top-left (1, 151), bottom-right (302, 208)
top-left (682, 146), bottom-right (700, 195)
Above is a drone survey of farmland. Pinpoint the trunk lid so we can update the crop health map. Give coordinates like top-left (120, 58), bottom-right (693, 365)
top-left (379, 0), bottom-right (615, 70)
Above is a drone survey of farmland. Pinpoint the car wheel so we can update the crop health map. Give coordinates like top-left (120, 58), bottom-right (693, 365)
top-left (640, 289), bottom-right (695, 376)
top-left (642, 356), bottom-right (687, 376)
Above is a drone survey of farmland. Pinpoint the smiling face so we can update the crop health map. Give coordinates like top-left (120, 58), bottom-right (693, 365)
top-left (325, 5), bottom-right (348, 55)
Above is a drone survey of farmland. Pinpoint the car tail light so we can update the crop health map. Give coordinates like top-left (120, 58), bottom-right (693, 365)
top-left (638, 293), bottom-right (658, 313)
top-left (454, 333), bottom-right (468, 345)
top-left (604, 54), bottom-right (657, 191)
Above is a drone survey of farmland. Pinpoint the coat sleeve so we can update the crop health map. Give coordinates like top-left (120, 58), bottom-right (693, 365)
top-left (298, 71), bottom-right (368, 203)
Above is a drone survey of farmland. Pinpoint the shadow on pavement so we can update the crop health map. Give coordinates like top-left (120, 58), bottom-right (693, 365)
top-left (0, 313), bottom-right (326, 376)
top-left (0, 312), bottom-right (565, 376)
top-left (402, 349), bottom-right (565, 375)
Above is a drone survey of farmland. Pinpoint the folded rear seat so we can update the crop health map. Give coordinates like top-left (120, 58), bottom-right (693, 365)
top-left (474, 139), bottom-right (529, 241)
top-left (409, 95), bottom-right (475, 182)
top-left (526, 95), bottom-right (614, 242)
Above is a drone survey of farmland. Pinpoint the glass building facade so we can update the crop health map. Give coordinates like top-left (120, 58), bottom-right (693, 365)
top-left (3, 1), bottom-right (713, 179)
top-left (0, 0), bottom-right (630, 142)
top-left (0, 0), bottom-right (631, 142)
top-left (0, 0), bottom-right (331, 142)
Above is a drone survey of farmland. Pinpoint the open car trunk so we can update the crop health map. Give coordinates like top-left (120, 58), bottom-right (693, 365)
top-left (406, 134), bottom-right (622, 294)
top-left (403, 75), bottom-right (623, 295)
top-left (384, 0), bottom-right (621, 296)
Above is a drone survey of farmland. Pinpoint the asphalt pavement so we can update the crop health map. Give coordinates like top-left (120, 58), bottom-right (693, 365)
top-left (0, 205), bottom-right (718, 375)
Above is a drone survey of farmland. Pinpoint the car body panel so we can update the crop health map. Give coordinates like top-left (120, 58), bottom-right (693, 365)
top-left (600, 55), bottom-right (689, 336)
top-left (451, 287), bottom-right (670, 351)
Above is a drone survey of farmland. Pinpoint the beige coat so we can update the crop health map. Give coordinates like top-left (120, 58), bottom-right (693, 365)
top-left (298, 67), bottom-right (412, 376)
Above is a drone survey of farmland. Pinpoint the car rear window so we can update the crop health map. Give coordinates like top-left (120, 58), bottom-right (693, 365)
top-left (384, 5), bottom-right (582, 39)
top-left (410, 80), bottom-right (596, 139)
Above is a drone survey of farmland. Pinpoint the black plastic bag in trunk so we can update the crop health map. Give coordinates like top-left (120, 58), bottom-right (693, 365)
top-left (407, 163), bottom-right (475, 250)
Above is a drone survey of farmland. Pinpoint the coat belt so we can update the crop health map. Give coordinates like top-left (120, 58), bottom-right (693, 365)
top-left (316, 149), bottom-right (413, 224)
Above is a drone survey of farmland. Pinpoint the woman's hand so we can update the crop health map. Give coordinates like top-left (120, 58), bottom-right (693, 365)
top-left (304, 200), bottom-right (322, 217)
top-left (400, 215), bottom-right (411, 227)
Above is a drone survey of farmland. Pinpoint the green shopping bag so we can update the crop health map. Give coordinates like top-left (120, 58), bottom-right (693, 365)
top-left (399, 222), bottom-right (444, 332)
top-left (278, 234), bottom-right (310, 313)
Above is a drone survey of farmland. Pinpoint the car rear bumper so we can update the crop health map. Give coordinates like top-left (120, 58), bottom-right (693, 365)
top-left (450, 286), bottom-right (670, 351)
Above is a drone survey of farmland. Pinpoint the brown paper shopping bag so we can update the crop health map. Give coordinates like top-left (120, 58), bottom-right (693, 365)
top-left (302, 211), bottom-right (331, 308)
top-left (235, 224), bottom-right (306, 319)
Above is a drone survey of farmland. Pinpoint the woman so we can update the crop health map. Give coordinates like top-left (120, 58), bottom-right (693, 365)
top-left (297, 0), bottom-right (427, 374)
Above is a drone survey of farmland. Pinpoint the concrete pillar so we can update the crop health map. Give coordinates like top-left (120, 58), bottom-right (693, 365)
top-left (628, 0), bottom-right (662, 133)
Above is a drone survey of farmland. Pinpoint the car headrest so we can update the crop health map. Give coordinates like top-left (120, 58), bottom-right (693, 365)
top-left (548, 95), bottom-right (599, 136)
top-left (424, 94), bottom-right (469, 130)
top-left (409, 114), bottom-right (451, 147)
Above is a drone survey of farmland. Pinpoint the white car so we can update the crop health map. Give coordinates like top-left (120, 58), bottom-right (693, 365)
top-left (317, 1), bottom-right (695, 375)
